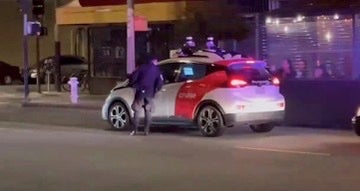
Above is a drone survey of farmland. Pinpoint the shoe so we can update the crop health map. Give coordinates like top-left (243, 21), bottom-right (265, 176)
top-left (130, 131), bottom-right (137, 136)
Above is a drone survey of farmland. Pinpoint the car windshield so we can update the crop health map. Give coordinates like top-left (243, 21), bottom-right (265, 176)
top-left (227, 62), bottom-right (271, 81)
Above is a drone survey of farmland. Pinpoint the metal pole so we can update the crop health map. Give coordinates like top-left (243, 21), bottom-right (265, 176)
top-left (127, 0), bottom-right (135, 74)
top-left (23, 13), bottom-right (30, 103)
top-left (54, 0), bottom-right (61, 92)
top-left (36, 35), bottom-right (41, 93)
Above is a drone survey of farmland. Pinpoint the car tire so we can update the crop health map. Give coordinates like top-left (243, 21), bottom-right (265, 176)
top-left (4, 75), bottom-right (12, 85)
top-left (197, 105), bottom-right (225, 137)
top-left (108, 102), bottom-right (131, 130)
top-left (354, 121), bottom-right (360, 136)
top-left (250, 123), bottom-right (275, 133)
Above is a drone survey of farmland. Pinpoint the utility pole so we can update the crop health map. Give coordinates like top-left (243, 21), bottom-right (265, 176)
top-left (36, 35), bottom-right (41, 93)
top-left (33, 0), bottom-right (45, 93)
top-left (127, 0), bottom-right (135, 74)
top-left (35, 17), bottom-right (43, 94)
top-left (54, 0), bottom-right (61, 92)
top-left (19, 0), bottom-right (31, 103)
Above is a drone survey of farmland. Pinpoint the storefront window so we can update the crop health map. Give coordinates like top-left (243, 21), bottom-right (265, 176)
top-left (89, 25), bottom-right (172, 78)
top-left (90, 26), bottom-right (127, 78)
top-left (265, 14), bottom-right (353, 80)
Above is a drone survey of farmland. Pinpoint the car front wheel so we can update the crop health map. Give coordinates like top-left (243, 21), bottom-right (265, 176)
top-left (197, 105), bottom-right (225, 137)
top-left (108, 102), bottom-right (131, 130)
top-left (250, 123), bottom-right (275, 133)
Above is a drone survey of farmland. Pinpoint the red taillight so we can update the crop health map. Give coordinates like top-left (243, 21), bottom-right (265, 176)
top-left (245, 60), bottom-right (256, 64)
top-left (272, 77), bottom-right (280, 86)
top-left (229, 79), bottom-right (247, 87)
top-left (278, 102), bottom-right (285, 108)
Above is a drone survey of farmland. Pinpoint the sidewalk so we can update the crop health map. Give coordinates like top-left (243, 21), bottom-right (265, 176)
top-left (0, 85), bottom-right (106, 110)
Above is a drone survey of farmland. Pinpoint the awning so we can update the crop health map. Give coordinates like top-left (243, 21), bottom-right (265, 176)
top-left (56, 0), bottom-right (189, 25)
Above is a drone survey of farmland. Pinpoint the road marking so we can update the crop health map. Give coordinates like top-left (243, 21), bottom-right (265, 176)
top-left (236, 146), bottom-right (331, 156)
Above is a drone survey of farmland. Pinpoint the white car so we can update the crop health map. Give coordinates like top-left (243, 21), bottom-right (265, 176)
top-left (101, 56), bottom-right (285, 137)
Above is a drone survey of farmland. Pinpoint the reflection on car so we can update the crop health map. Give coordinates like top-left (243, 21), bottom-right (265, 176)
top-left (101, 54), bottom-right (285, 137)
top-left (0, 61), bottom-right (21, 85)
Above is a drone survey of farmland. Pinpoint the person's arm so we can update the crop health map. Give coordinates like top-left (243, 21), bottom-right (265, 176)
top-left (154, 69), bottom-right (164, 93)
top-left (128, 68), bottom-right (139, 88)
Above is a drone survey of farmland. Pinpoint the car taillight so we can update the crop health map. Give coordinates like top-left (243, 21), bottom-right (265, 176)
top-left (278, 102), bottom-right (285, 108)
top-left (229, 79), bottom-right (247, 87)
top-left (272, 77), bottom-right (280, 86)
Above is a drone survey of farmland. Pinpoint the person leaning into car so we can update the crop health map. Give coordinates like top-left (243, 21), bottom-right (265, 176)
top-left (128, 55), bottom-right (163, 136)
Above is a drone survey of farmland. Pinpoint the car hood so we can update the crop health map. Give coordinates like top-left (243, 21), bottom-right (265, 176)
top-left (111, 79), bottom-right (130, 91)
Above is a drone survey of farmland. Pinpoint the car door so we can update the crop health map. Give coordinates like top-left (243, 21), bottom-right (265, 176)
top-left (152, 62), bottom-right (183, 119)
top-left (173, 63), bottom-right (209, 119)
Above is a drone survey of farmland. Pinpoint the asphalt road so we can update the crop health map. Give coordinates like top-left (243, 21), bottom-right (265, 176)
top-left (0, 103), bottom-right (359, 191)
top-left (0, 102), bottom-right (107, 129)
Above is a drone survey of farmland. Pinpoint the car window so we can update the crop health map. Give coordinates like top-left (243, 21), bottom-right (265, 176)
top-left (206, 64), bottom-right (227, 75)
top-left (158, 63), bottom-right (181, 84)
top-left (177, 63), bottom-right (207, 82)
top-left (227, 63), bottom-right (271, 81)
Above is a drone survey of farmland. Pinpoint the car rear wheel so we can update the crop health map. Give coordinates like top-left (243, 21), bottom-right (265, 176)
top-left (250, 123), bottom-right (275, 133)
top-left (108, 102), bottom-right (131, 130)
top-left (197, 105), bottom-right (225, 137)
top-left (354, 122), bottom-right (360, 136)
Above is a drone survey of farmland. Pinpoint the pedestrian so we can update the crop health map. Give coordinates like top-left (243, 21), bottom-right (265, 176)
top-left (274, 59), bottom-right (296, 81)
top-left (295, 60), bottom-right (308, 79)
top-left (313, 60), bottom-right (324, 79)
top-left (128, 55), bottom-right (163, 136)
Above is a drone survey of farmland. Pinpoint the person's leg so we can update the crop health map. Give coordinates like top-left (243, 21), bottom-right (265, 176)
top-left (130, 98), bottom-right (143, 135)
top-left (143, 97), bottom-right (154, 135)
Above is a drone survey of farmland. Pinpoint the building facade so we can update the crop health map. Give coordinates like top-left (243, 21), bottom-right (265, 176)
top-left (0, 0), bottom-right (75, 68)
top-left (2, 0), bottom-right (360, 95)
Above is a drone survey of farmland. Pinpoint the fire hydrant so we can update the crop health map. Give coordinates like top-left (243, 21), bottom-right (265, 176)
top-left (68, 77), bottom-right (79, 104)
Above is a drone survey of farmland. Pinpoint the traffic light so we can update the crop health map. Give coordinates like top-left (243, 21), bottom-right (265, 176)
top-left (32, 0), bottom-right (45, 18)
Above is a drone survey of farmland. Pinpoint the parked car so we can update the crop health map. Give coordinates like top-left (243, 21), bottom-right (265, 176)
top-left (26, 55), bottom-right (88, 84)
top-left (0, 61), bottom-right (22, 85)
top-left (351, 107), bottom-right (360, 136)
top-left (101, 55), bottom-right (285, 137)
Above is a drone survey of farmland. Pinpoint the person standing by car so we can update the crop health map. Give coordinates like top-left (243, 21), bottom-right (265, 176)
top-left (129, 55), bottom-right (163, 136)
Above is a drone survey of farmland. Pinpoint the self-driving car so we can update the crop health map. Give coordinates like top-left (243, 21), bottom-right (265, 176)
top-left (101, 56), bottom-right (285, 137)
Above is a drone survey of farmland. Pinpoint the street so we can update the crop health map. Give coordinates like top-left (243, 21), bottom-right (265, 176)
top-left (0, 103), bottom-right (360, 191)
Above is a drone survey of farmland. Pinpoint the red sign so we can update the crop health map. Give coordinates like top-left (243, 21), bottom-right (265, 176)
top-left (79, 0), bottom-right (201, 7)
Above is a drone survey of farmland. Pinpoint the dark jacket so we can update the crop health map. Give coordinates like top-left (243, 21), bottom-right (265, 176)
top-left (129, 62), bottom-right (163, 98)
